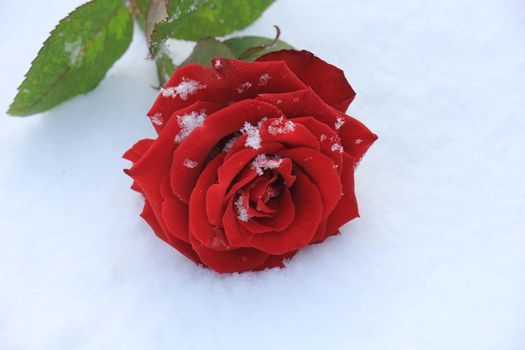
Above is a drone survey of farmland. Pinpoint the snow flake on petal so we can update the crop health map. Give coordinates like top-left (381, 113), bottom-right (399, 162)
top-left (151, 113), bottom-right (163, 125)
top-left (331, 143), bottom-right (344, 153)
top-left (174, 111), bottom-right (207, 143)
top-left (236, 82), bottom-right (252, 94)
top-left (223, 135), bottom-right (239, 152)
top-left (251, 154), bottom-right (283, 175)
top-left (241, 122), bottom-right (262, 149)
top-left (183, 159), bottom-right (198, 168)
top-left (235, 194), bottom-right (250, 222)
top-left (267, 117), bottom-right (296, 135)
top-left (320, 134), bottom-right (327, 142)
top-left (335, 117), bottom-right (345, 130)
top-left (258, 74), bottom-right (271, 86)
top-left (355, 138), bottom-right (363, 145)
top-left (161, 78), bottom-right (206, 100)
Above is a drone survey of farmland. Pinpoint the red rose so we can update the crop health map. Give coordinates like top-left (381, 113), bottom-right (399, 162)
top-left (124, 50), bottom-right (377, 273)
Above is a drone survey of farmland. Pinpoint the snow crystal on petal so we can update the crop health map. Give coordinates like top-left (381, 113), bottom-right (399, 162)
top-left (236, 82), bottom-right (252, 94)
top-left (174, 111), bottom-right (207, 143)
top-left (213, 59), bottom-right (223, 69)
top-left (251, 154), bottom-right (283, 175)
top-left (183, 159), bottom-right (198, 168)
top-left (151, 113), bottom-right (163, 125)
top-left (161, 78), bottom-right (206, 100)
top-left (335, 117), bottom-right (345, 130)
top-left (223, 135), bottom-right (239, 152)
top-left (258, 74), bottom-right (271, 86)
top-left (331, 143), bottom-right (344, 153)
top-left (355, 138), bottom-right (363, 144)
top-left (267, 117), bottom-right (296, 135)
top-left (320, 134), bottom-right (327, 142)
top-left (235, 194), bottom-right (250, 222)
top-left (241, 122), bottom-right (261, 149)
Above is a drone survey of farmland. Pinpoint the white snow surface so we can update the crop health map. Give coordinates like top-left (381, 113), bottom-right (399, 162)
top-left (1, 1), bottom-right (524, 349)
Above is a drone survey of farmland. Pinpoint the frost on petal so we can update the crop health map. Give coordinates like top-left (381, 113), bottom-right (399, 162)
top-left (241, 122), bottom-right (262, 150)
top-left (213, 59), bottom-right (223, 69)
top-left (236, 82), bottom-right (252, 94)
top-left (183, 159), bottom-right (198, 168)
top-left (355, 138), bottom-right (363, 144)
top-left (151, 113), bottom-right (163, 126)
top-left (335, 117), bottom-right (345, 130)
top-left (320, 134), bottom-right (327, 142)
top-left (174, 111), bottom-right (207, 143)
top-left (331, 143), bottom-right (344, 153)
top-left (251, 154), bottom-right (283, 176)
top-left (161, 78), bottom-right (206, 100)
top-left (258, 74), bottom-right (271, 86)
top-left (267, 117), bottom-right (296, 135)
top-left (235, 194), bottom-right (250, 222)
top-left (223, 135), bottom-right (239, 152)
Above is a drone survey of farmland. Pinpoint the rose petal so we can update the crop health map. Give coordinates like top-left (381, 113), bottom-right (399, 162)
top-left (257, 88), bottom-right (378, 161)
top-left (148, 59), bottom-right (307, 132)
top-left (171, 100), bottom-right (283, 203)
top-left (127, 101), bottom-right (222, 229)
top-left (276, 147), bottom-right (342, 220)
top-left (240, 169), bottom-right (323, 255)
top-left (257, 49), bottom-right (355, 112)
top-left (241, 187), bottom-right (295, 233)
top-left (188, 153), bottom-right (231, 250)
top-left (160, 176), bottom-right (190, 243)
top-left (123, 138), bottom-right (154, 162)
top-left (190, 236), bottom-right (269, 273)
top-left (206, 142), bottom-right (284, 226)
top-left (325, 153), bottom-right (359, 234)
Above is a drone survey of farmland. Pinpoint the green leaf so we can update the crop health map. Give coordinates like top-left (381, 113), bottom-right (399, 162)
top-left (155, 52), bottom-right (176, 87)
top-left (180, 38), bottom-right (235, 67)
top-left (223, 36), bottom-right (293, 61)
top-left (150, 0), bottom-right (274, 54)
top-left (8, 0), bottom-right (133, 116)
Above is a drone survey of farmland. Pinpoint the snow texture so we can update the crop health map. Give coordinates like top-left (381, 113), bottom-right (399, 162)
top-left (235, 194), bottom-right (250, 222)
top-left (252, 154), bottom-right (283, 175)
top-left (174, 110), bottom-right (206, 143)
top-left (267, 117), bottom-right (296, 135)
top-left (241, 121), bottom-right (262, 149)
top-left (161, 78), bottom-right (206, 100)
top-left (1, 1), bottom-right (524, 349)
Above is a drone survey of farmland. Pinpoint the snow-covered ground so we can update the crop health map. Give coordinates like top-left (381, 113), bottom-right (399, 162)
top-left (1, 0), bottom-right (524, 349)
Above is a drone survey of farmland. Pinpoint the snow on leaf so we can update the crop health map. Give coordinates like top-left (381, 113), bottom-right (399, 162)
top-left (64, 37), bottom-right (83, 66)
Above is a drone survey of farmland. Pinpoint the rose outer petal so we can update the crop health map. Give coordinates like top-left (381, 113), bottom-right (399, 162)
top-left (257, 88), bottom-right (378, 162)
top-left (325, 153), bottom-right (359, 234)
top-left (257, 49), bottom-right (356, 112)
top-left (147, 59), bottom-right (307, 133)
